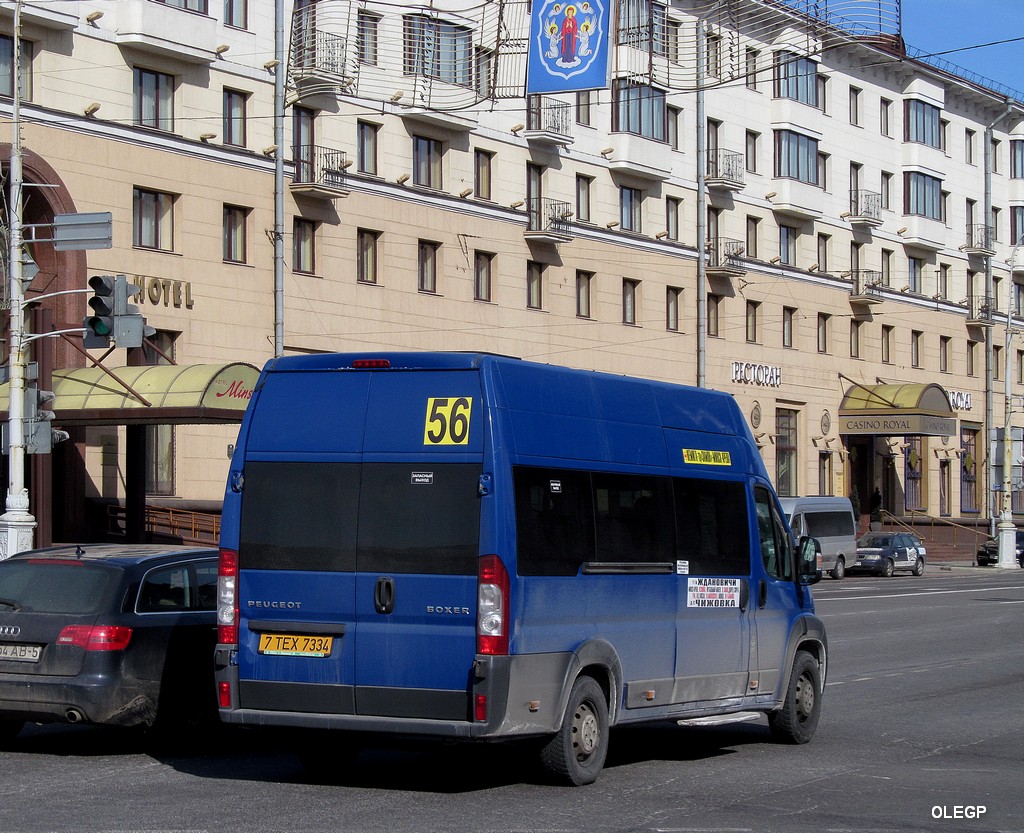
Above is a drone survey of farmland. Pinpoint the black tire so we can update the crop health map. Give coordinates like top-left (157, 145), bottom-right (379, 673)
top-left (880, 558), bottom-right (895, 577)
top-left (912, 557), bottom-right (925, 576)
top-left (539, 676), bottom-right (609, 786)
top-left (830, 557), bottom-right (845, 580)
top-left (769, 650), bottom-right (822, 744)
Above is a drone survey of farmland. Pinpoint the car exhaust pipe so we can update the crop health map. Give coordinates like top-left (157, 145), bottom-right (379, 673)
top-left (65, 708), bottom-right (84, 724)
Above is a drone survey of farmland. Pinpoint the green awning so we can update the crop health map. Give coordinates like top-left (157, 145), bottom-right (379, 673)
top-left (838, 382), bottom-right (956, 437)
top-left (0, 362), bottom-right (259, 425)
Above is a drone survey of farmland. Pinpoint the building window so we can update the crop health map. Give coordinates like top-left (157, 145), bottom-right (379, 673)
top-left (1013, 206), bottom-right (1024, 245)
top-left (667, 106), bottom-right (681, 150)
top-left (994, 345), bottom-right (1002, 381)
top-left (818, 452), bottom-right (833, 496)
top-left (474, 251), bottom-right (493, 301)
top-left (881, 249), bottom-right (893, 286)
top-left (293, 218), bottom-right (315, 273)
top-left (413, 135), bottom-right (443, 189)
top-left (142, 330), bottom-right (177, 495)
top-left (527, 261), bottom-right (544, 309)
top-left (620, 186), bottom-right (643, 232)
top-left (223, 205), bottom-right (248, 264)
top-left (618, 0), bottom-right (669, 53)
top-left (666, 286), bottom-right (681, 331)
top-left (905, 99), bottom-right (941, 148)
top-left (817, 313), bottom-right (830, 353)
top-left (665, 197), bottom-right (681, 241)
top-left (967, 340), bottom-right (976, 376)
top-left (904, 437), bottom-right (924, 512)
top-left (745, 300), bottom-right (760, 343)
top-left (904, 172), bottom-right (943, 220)
top-left (705, 33), bottom-right (722, 77)
top-left (938, 263), bottom-right (950, 299)
top-left (940, 335), bottom-right (950, 372)
top-left (612, 80), bottom-right (667, 141)
top-left (0, 36), bottom-right (32, 100)
top-left (992, 138), bottom-right (1001, 174)
top-left (961, 427), bottom-right (979, 512)
top-left (225, 0), bottom-right (247, 29)
top-left (817, 233), bottom-right (830, 273)
top-left (782, 306), bottom-right (795, 348)
top-left (849, 86), bottom-right (861, 126)
top-left (745, 216), bottom-right (760, 260)
top-left (403, 14), bottom-right (472, 85)
top-left (850, 320), bottom-right (860, 358)
top-left (576, 175), bottom-right (592, 223)
top-left (881, 324), bottom-right (893, 363)
top-left (779, 224), bottom-right (798, 265)
top-left (357, 229), bottom-right (379, 284)
top-left (773, 51), bottom-right (818, 107)
top-left (623, 279), bottom-right (640, 324)
top-left (293, 106), bottom-right (315, 177)
top-left (850, 241), bottom-right (861, 274)
top-left (156, 0), bottom-right (207, 10)
top-left (992, 206), bottom-right (1002, 242)
top-left (133, 188), bottom-right (174, 251)
top-left (223, 89), bottom-right (247, 147)
top-left (908, 257), bottom-right (924, 294)
top-left (911, 330), bottom-right (922, 367)
top-left (774, 130), bottom-right (820, 185)
top-left (1012, 139), bottom-right (1024, 178)
top-left (967, 129), bottom-right (978, 165)
top-left (880, 97), bottom-right (891, 136)
top-left (775, 408), bottom-right (798, 497)
top-left (576, 90), bottom-right (591, 126)
top-left (418, 240), bottom-right (439, 293)
top-left (134, 68), bottom-right (174, 131)
top-left (745, 130), bottom-right (759, 173)
top-left (576, 271), bottom-right (592, 318)
top-left (880, 171), bottom-right (892, 209)
top-left (745, 47), bottom-right (759, 90)
top-left (708, 294), bottom-right (721, 337)
top-left (474, 149), bottom-right (493, 200)
top-left (357, 121), bottom-right (378, 175)
top-left (357, 10), bottom-right (381, 64)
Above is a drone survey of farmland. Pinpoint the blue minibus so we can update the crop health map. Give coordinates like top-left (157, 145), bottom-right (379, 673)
top-left (215, 353), bottom-right (826, 785)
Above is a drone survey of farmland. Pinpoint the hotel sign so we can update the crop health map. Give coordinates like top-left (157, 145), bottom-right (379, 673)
top-left (839, 414), bottom-right (957, 437)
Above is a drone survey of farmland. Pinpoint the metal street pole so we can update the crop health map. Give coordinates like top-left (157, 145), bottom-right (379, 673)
top-left (0, 0), bottom-right (37, 557)
top-left (998, 243), bottom-right (1023, 568)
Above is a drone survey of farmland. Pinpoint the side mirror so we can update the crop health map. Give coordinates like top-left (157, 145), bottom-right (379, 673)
top-left (798, 535), bottom-right (822, 585)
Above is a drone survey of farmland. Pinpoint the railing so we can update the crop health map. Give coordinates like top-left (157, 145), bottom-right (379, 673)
top-left (527, 197), bottom-right (573, 236)
top-left (850, 269), bottom-right (883, 298)
top-left (890, 509), bottom-right (990, 555)
top-left (290, 14), bottom-right (347, 76)
top-left (966, 293), bottom-right (995, 323)
top-left (527, 99), bottom-right (571, 136)
top-left (848, 189), bottom-right (881, 221)
top-left (706, 149), bottom-right (745, 185)
top-left (707, 237), bottom-right (745, 268)
top-left (106, 504), bottom-right (220, 545)
top-left (965, 224), bottom-right (994, 251)
top-left (292, 145), bottom-right (349, 189)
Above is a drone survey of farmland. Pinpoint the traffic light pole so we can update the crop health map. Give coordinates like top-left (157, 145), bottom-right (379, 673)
top-left (1, 1), bottom-right (37, 557)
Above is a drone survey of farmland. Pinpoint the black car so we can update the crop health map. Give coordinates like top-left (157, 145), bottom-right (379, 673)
top-left (976, 531), bottom-right (1024, 566)
top-left (0, 544), bottom-right (218, 740)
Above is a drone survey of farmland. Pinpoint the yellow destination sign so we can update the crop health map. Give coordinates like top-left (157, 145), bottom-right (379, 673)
top-left (682, 448), bottom-right (732, 466)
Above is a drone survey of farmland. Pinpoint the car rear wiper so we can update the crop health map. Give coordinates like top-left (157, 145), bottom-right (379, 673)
top-left (0, 598), bottom-right (20, 611)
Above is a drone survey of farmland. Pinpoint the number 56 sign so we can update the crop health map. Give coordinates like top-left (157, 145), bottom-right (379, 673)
top-left (423, 397), bottom-right (473, 445)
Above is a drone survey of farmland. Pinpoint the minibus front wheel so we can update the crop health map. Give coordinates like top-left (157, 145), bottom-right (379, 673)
top-left (540, 675), bottom-right (609, 786)
top-left (769, 650), bottom-right (821, 745)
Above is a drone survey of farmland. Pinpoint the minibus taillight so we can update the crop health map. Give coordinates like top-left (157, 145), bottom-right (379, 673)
top-left (217, 547), bottom-right (239, 646)
top-left (477, 554), bottom-right (509, 656)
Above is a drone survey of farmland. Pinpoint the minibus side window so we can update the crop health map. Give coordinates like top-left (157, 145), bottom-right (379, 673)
top-left (592, 473), bottom-right (674, 564)
top-left (755, 488), bottom-right (794, 580)
top-left (673, 477), bottom-right (750, 575)
top-left (514, 467), bottom-right (594, 576)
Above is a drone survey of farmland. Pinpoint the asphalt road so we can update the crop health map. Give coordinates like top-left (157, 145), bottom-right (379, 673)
top-left (0, 566), bottom-right (1021, 833)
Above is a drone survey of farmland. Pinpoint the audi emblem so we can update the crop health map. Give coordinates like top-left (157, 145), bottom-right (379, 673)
top-left (0, 625), bottom-right (21, 638)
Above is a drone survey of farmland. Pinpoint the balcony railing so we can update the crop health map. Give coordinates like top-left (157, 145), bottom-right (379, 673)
top-left (847, 190), bottom-right (882, 225)
top-left (290, 12), bottom-right (347, 77)
top-left (966, 294), bottom-right (995, 326)
top-left (706, 238), bottom-right (746, 276)
top-left (706, 149), bottom-right (745, 190)
top-left (525, 99), bottom-right (572, 144)
top-left (963, 224), bottom-right (995, 254)
top-left (525, 197), bottom-right (573, 242)
top-left (849, 269), bottom-right (883, 304)
top-left (291, 145), bottom-right (350, 197)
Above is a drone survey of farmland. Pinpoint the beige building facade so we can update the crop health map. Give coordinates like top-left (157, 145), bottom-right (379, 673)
top-left (1, 0), bottom-right (1022, 544)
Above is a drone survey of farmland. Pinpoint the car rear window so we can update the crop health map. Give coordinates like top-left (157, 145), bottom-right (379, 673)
top-left (0, 561), bottom-right (121, 614)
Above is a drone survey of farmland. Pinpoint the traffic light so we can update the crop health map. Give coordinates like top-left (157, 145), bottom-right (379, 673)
top-left (112, 275), bottom-right (148, 349)
top-left (22, 386), bottom-right (67, 455)
top-left (84, 274), bottom-right (116, 348)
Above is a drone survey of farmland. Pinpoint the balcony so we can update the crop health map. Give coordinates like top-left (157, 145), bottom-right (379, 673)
top-left (607, 134), bottom-right (672, 182)
top-left (1, 1), bottom-right (79, 30)
top-left (766, 180), bottom-right (822, 221)
top-left (522, 100), bottom-right (573, 147)
top-left (844, 190), bottom-right (882, 228)
top-left (705, 150), bottom-right (745, 192)
top-left (897, 216), bottom-right (945, 252)
top-left (706, 238), bottom-right (746, 278)
top-left (524, 197), bottom-right (573, 244)
top-left (848, 270), bottom-right (884, 306)
top-left (960, 224), bottom-right (996, 256)
top-left (290, 23), bottom-right (348, 88)
top-left (965, 294), bottom-right (995, 327)
top-left (290, 146), bottom-right (351, 199)
top-left (114, 0), bottom-right (219, 63)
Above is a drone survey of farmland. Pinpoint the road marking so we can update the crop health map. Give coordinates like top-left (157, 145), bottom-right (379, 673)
top-left (817, 585), bottom-right (1024, 602)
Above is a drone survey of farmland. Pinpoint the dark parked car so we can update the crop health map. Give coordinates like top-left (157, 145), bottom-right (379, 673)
top-left (0, 544), bottom-right (218, 740)
top-left (852, 532), bottom-right (926, 576)
top-left (976, 530), bottom-right (1024, 566)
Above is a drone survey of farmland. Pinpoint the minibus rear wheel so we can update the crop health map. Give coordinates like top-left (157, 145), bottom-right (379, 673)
top-left (540, 676), bottom-right (609, 786)
top-left (769, 650), bottom-right (821, 745)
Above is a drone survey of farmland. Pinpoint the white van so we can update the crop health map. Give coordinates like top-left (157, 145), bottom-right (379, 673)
top-left (779, 497), bottom-right (858, 580)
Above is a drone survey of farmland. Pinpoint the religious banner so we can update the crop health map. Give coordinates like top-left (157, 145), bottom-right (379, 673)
top-left (526, 0), bottom-right (612, 95)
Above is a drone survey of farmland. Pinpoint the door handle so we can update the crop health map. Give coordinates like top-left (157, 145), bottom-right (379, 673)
top-left (374, 577), bottom-right (395, 614)
top-left (758, 580), bottom-right (768, 609)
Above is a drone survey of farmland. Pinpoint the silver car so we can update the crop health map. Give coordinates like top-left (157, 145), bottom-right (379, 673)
top-left (853, 532), bottom-right (926, 577)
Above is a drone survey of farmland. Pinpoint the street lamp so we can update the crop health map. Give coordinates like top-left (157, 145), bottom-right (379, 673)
top-left (998, 243), bottom-right (1024, 569)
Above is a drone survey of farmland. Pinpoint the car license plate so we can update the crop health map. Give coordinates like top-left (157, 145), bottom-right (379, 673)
top-left (0, 643), bottom-right (41, 662)
top-left (258, 633), bottom-right (333, 657)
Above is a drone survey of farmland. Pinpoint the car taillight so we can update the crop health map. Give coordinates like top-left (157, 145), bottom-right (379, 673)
top-left (217, 547), bottom-right (239, 646)
top-left (57, 625), bottom-right (132, 651)
top-left (477, 554), bottom-right (510, 656)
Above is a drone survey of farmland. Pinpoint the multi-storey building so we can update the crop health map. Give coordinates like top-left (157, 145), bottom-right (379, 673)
top-left (1, 0), bottom-right (1022, 546)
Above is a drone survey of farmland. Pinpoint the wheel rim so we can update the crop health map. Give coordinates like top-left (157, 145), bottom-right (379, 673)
top-left (794, 671), bottom-right (816, 723)
top-left (572, 701), bottom-right (600, 760)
